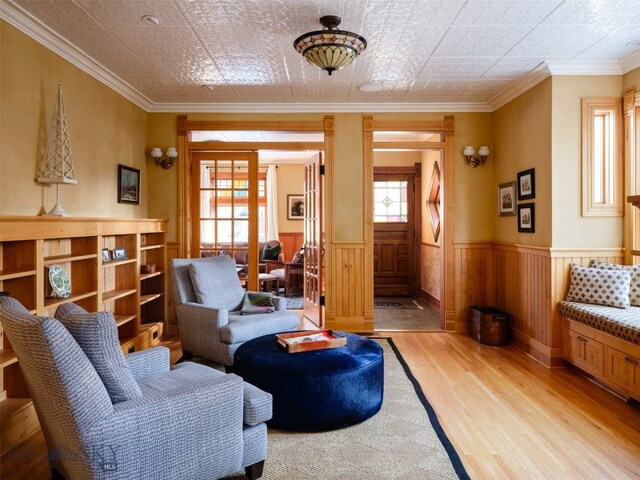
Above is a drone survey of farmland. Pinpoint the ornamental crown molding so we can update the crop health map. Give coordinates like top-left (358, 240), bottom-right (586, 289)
top-left (1, 1), bottom-right (633, 114)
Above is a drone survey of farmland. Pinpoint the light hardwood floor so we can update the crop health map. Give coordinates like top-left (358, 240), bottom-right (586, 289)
top-left (2, 332), bottom-right (639, 479)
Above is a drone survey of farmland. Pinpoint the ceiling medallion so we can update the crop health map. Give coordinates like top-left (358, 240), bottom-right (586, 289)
top-left (293, 15), bottom-right (367, 76)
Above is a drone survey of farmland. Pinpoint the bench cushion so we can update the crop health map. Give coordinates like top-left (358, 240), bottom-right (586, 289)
top-left (558, 301), bottom-right (640, 344)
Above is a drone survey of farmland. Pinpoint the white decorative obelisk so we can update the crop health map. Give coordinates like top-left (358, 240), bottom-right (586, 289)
top-left (37, 83), bottom-right (77, 216)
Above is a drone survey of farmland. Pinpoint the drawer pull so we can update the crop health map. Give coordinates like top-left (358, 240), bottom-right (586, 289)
top-left (625, 356), bottom-right (639, 366)
top-left (576, 335), bottom-right (588, 342)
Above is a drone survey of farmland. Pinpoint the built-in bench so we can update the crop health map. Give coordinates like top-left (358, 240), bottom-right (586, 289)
top-left (559, 301), bottom-right (640, 401)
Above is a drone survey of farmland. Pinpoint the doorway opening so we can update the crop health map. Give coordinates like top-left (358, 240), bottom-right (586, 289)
top-left (185, 128), bottom-right (325, 326)
top-left (371, 131), bottom-right (444, 331)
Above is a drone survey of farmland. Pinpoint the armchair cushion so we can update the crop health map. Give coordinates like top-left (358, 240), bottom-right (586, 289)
top-left (55, 303), bottom-right (142, 404)
top-left (188, 256), bottom-right (245, 310)
top-left (222, 311), bottom-right (299, 343)
top-left (241, 291), bottom-right (275, 315)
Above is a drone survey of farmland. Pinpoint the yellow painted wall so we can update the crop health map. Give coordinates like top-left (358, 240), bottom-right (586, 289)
top-left (146, 111), bottom-right (494, 244)
top-left (0, 21), bottom-right (148, 217)
top-left (274, 164), bottom-right (304, 233)
top-left (551, 75), bottom-right (624, 248)
top-left (494, 78), bottom-right (552, 246)
top-left (623, 66), bottom-right (640, 91)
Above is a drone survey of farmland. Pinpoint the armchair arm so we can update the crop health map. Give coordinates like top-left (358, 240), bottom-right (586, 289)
top-left (176, 302), bottom-right (229, 329)
top-left (264, 259), bottom-right (284, 273)
top-left (125, 346), bottom-right (170, 381)
top-left (272, 296), bottom-right (286, 311)
top-left (89, 368), bottom-right (245, 479)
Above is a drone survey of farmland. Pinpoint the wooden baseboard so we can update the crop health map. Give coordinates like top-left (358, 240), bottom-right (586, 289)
top-left (510, 328), bottom-right (564, 369)
top-left (417, 289), bottom-right (440, 310)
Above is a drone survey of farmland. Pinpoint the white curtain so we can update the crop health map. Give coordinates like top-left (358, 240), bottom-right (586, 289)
top-left (266, 165), bottom-right (279, 241)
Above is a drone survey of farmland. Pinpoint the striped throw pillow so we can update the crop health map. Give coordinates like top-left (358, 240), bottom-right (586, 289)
top-left (241, 291), bottom-right (275, 315)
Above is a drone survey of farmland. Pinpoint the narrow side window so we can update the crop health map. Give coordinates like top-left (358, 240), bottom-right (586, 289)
top-left (582, 97), bottom-right (623, 216)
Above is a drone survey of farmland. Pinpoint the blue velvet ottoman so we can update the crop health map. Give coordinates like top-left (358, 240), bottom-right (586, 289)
top-left (234, 332), bottom-right (384, 431)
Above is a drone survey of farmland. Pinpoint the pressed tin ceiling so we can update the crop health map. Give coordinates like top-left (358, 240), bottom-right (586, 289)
top-left (3, 0), bottom-right (640, 112)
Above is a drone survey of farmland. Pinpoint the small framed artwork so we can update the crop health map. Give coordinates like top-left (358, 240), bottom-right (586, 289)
top-left (118, 164), bottom-right (140, 205)
top-left (517, 203), bottom-right (535, 233)
top-left (287, 194), bottom-right (304, 220)
top-left (498, 181), bottom-right (516, 216)
top-left (113, 247), bottom-right (128, 260)
top-left (101, 248), bottom-right (112, 263)
top-left (517, 168), bottom-right (535, 200)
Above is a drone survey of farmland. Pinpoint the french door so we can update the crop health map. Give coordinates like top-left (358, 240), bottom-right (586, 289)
top-left (190, 151), bottom-right (259, 291)
top-left (303, 152), bottom-right (323, 326)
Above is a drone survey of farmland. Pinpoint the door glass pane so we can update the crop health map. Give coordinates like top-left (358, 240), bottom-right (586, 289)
top-left (234, 220), bottom-right (249, 243)
top-left (374, 181), bottom-right (408, 222)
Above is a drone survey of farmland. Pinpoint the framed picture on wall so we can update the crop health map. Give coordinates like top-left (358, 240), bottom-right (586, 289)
top-left (517, 168), bottom-right (535, 200)
top-left (287, 194), bottom-right (304, 220)
top-left (498, 181), bottom-right (516, 216)
top-left (517, 203), bottom-right (535, 233)
top-left (118, 164), bottom-right (140, 205)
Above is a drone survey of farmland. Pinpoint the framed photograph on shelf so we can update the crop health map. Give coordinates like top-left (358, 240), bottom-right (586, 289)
top-left (118, 164), bottom-right (140, 205)
top-left (517, 168), bottom-right (535, 200)
top-left (101, 248), bottom-right (112, 263)
top-left (113, 247), bottom-right (127, 260)
top-left (287, 194), bottom-right (304, 220)
top-left (517, 203), bottom-right (535, 233)
top-left (498, 181), bottom-right (516, 216)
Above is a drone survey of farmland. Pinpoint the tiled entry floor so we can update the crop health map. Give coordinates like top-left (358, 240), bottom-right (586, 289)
top-left (374, 296), bottom-right (442, 331)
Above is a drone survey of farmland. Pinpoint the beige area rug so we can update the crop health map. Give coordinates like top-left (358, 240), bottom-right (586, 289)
top-left (226, 339), bottom-right (469, 479)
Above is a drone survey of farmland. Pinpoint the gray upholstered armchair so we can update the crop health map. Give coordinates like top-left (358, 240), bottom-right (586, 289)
top-left (0, 296), bottom-right (271, 480)
top-left (172, 256), bottom-right (299, 366)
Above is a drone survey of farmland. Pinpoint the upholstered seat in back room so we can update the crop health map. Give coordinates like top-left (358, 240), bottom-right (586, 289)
top-left (172, 256), bottom-right (299, 366)
top-left (0, 296), bottom-right (272, 480)
top-left (199, 240), bottom-right (282, 274)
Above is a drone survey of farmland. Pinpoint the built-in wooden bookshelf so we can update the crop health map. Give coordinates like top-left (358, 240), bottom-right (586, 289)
top-left (0, 216), bottom-right (167, 454)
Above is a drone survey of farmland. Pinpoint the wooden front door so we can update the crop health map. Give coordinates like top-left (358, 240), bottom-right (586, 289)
top-left (303, 153), bottom-right (323, 326)
top-left (373, 172), bottom-right (415, 296)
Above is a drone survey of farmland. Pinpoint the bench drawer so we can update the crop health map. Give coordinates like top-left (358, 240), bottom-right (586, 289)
top-left (605, 347), bottom-right (640, 396)
top-left (564, 328), bottom-right (604, 377)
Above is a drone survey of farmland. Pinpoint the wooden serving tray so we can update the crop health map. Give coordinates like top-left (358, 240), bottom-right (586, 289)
top-left (276, 330), bottom-right (347, 353)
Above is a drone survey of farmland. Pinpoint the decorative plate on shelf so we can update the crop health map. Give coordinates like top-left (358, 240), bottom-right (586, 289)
top-left (48, 264), bottom-right (71, 298)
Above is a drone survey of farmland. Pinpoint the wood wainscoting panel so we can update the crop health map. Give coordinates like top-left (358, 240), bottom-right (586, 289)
top-left (166, 241), bottom-right (180, 334)
top-left (492, 244), bottom-right (625, 368)
top-left (452, 243), bottom-right (494, 332)
top-left (278, 232), bottom-right (303, 262)
top-left (325, 243), bottom-right (373, 333)
top-left (421, 242), bottom-right (440, 303)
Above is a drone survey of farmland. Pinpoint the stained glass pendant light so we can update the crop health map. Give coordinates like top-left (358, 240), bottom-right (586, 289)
top-left (37, 83), bottom-right (77, 216)
top-left (294, 15), bottom-right (367, 76)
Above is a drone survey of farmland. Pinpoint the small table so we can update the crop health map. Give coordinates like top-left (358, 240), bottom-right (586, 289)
top-left (234, 332), bottom-right (384, 431)
top-left (258, 273), bottom-right (277, 293)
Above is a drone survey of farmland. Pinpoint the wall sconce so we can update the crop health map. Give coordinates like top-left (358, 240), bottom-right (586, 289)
top-left (150, 147), bottom-right (178, 169)
top-left (463, 145), bottom-right (490, 168)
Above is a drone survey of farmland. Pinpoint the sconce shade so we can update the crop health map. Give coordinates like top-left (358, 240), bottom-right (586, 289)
top-left (478, 146), bottom-right (490, 157)
top-left (463, 146), bottom-right (475, 156)
top-left (152, 147), bottom-right (177, 169)
top-left (294, 15), bottom-right (367, 75)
